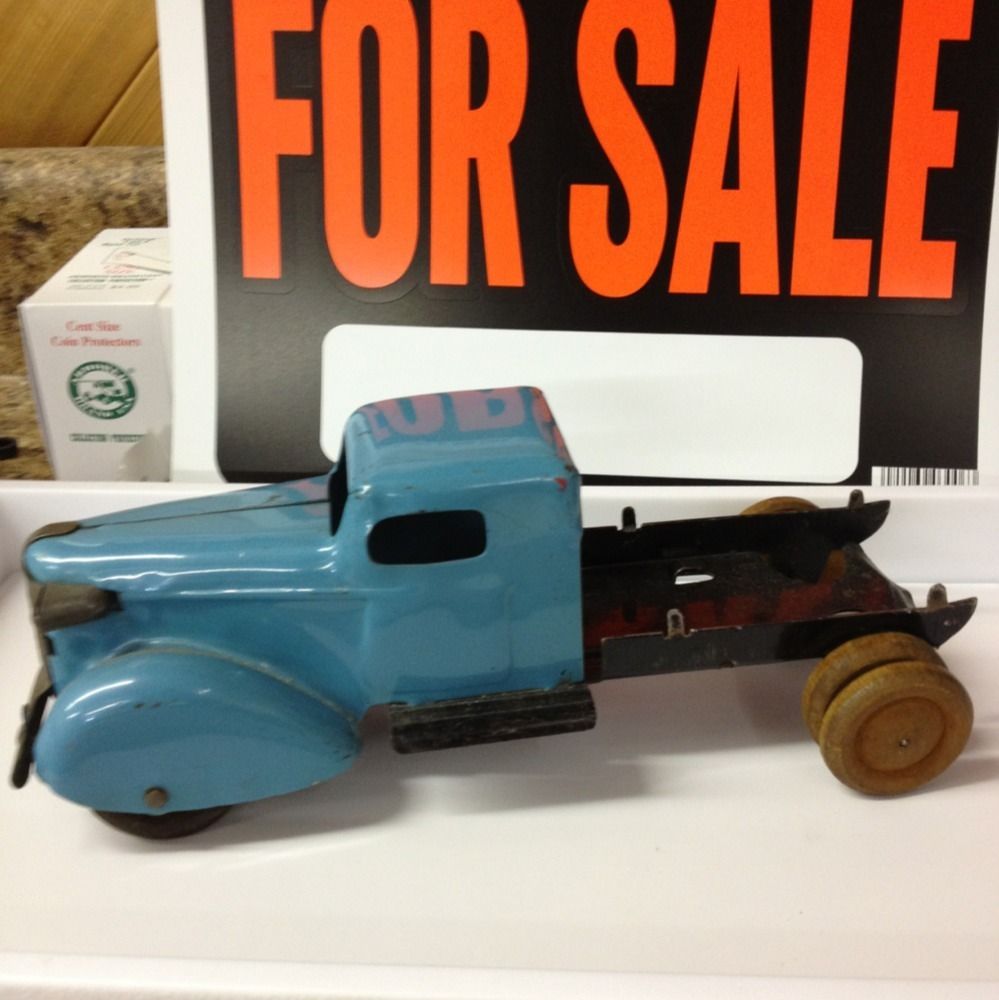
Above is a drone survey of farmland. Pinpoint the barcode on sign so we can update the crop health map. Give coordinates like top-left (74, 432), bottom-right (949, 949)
top-left (872, 466), bottom-right (979, 486)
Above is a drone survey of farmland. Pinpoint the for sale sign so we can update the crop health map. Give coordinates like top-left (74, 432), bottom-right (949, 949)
top-left (196, 0), bottom-right (998, 484)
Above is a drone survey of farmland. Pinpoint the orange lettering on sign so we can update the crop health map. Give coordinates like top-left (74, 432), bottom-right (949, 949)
top-left (429, 0), bottom-right (528, 287)
top-left (322, 0), bottom-right (419, 288)
top-left (669, 0), bottom-right (779, 295)
top-left (791, 0), bottom-right (872, 297)
top-left (879, 0), bottom-right (972, 299)
top-left (569, 0), bottom-right (673, 298)
top-left (232, 0), bottom-right (314, 279)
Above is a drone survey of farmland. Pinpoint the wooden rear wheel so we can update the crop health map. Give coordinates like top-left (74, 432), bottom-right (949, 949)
top-left (740, 496), bottom-right (818, 516)
top-left (802, 632), bottom-right (945, 742)
top-left (818, 660), bottom-right (972, 795)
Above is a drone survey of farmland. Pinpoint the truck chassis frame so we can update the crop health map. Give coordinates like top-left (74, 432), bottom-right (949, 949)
top-left (390, 491), bottom-right (974, 753)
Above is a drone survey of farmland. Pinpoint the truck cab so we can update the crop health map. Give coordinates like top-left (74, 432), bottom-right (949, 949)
top-left (332, 387), bottom-right (584, 703)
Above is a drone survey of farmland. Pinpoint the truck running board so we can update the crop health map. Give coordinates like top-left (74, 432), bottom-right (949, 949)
top-left (389, 685), bottom-right (596, 754)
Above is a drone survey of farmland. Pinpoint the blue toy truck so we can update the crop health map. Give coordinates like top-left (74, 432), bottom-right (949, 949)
top-left (13, 388), bottom-right (976, 837)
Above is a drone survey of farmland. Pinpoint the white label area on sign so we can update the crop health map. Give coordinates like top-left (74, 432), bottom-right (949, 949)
top-left (321, 325), bottom-right (862, 483)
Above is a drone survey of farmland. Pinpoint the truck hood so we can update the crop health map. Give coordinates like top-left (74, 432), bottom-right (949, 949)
top-left (24, 477), bottom-right (336, 596)
top-left (81, 476), bottom-right (329, 528)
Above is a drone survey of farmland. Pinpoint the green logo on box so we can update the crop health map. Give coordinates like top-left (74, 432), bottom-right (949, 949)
top-left (68, 361), bottom-right (136, 420)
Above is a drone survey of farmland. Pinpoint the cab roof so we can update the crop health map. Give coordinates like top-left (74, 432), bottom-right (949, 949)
top-left (344, 387), bottom-right (576, 495)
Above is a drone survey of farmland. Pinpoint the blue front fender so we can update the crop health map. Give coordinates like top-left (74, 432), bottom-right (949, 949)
top-left (34, 648), bottom-right (359, 814)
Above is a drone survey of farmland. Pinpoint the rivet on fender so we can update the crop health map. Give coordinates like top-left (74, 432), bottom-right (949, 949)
top-left (144, 787), bottom-right (169, 810)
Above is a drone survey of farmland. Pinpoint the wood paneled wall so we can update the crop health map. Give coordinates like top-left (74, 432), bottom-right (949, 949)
top-left (0, 0), bottom-right (163, 147)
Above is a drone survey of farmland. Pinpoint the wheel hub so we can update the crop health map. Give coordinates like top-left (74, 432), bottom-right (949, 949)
top-left (857, 697), bottom-right (944, 772)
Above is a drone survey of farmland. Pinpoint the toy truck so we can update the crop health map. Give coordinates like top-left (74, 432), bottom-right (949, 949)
top-left (12, 387), bottom-right (976, 838)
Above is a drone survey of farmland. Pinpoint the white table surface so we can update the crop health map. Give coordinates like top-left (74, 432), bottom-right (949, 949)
top-left (1, 482), bottom-right (997, 998)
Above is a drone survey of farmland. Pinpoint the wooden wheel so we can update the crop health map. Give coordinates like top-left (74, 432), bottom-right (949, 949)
top-left (740, 496), bottom-right (818, 516)
top-left (818, 660), bottom-right (973, 795)
top-left (802, 633), bottom-right (945, 742)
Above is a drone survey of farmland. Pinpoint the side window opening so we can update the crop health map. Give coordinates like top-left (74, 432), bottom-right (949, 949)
top-left (368, 510), bottom-right (487, 565)
top-left (329, 448), bottom-right (348, 535)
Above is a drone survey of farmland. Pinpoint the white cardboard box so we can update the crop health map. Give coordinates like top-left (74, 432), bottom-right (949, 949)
top-left (1, 482), bottom-right (997, 998)
top-left (19, 229), bottom-right (172, 481)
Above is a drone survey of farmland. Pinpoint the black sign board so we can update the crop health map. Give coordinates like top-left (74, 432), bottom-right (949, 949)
top-left (204, 0), bottom-right (999, 484)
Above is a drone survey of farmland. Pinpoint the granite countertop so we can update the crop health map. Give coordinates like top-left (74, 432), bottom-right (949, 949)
top-left (0, 146), bottom-right (166, 480)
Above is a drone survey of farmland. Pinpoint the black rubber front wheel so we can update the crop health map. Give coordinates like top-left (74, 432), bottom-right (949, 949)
top-left (95, 805), bottom-right (231, 839)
